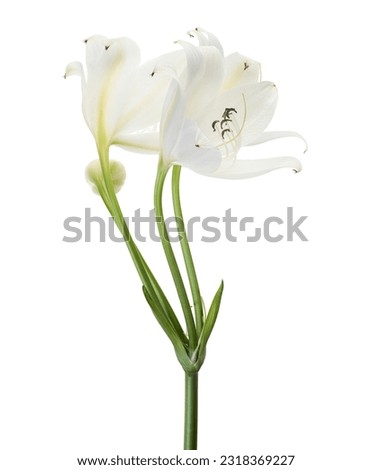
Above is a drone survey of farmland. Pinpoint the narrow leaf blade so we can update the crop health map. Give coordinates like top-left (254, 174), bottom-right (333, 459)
top-left (142, 286), bottom-right (193, 372)
top-left (198, 280), bottom-right (224, 357)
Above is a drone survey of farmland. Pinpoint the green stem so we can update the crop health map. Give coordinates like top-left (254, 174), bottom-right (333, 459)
top-left (97, 147), bottom-right (188, 346)
top-left (154, 164), bottom-right (197, 350)
top-left (172, 166), bottom-right (204, 336)
top-left (184, 373), bottom-right (198, 450)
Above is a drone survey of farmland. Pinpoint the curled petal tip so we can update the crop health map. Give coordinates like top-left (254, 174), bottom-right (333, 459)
top-left (298, 135), bottom-right (308, 153)
top-left (64, 61), bottom-right (84, 79)
top-left (292, 132), bottom-right (309, 154)
top-left (292, 160), bottom-right (302, 174)
top-left (82, 35), bottom-right (100, 44)
top-left (294, 133), bottom-right (308, 154)
top-left (295, 133), bottom-right (308, 153)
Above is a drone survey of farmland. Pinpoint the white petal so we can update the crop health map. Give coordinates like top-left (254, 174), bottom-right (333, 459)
top-left (223, 53), bottom-right (261, 90)
top-left (160, 78), bottom-right (185, 164)
top-left (245, 131), bottom-right (308, 151)
top-left (185, 46), bottom-right (224, 115)
top-left (176, 40), bottom-right (205, 92)
top-left (240, 81), bottom-right (278, 141)
top-left (82, 35), bottom-right (140, 141)
top-left (196, 83), bottom-right (276, 156)
top-left (64, 61), bottom-right (84, 80)
top-left (172, 42), bottom-right (225, 116)
top-left (114, 132), bottom-right (160, 154)
top-left (175, 42), bottom-right (224, 113)
top-left (187, 28), bottom-right (208, 46)
top-left (64, 61), bottom-right (85, 97)
top-left (157, 43), bottom-right (224, 165)
top-left (196, 87), bottom-right (246, 149)
top-left (85, 35), bottom-right (140, 77)
top-left (158, 75), bottom-right (222, 172)
top-left (210, 156), bottom-right (302, 179)
top-left (192, 27), bottom-right (224, 55)
top-left (172, 120), bottom-right (222, 174)
top-left (113, 50), bottom-right (186, 134)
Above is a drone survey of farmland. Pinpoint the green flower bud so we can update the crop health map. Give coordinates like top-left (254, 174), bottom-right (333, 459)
top-left (85, 160), bottom-right (126, 194)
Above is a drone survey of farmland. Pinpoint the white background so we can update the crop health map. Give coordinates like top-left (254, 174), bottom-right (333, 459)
top-left (0, 1), bottom-right (371, 469)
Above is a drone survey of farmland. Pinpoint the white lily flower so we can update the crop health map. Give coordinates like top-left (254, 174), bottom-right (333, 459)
top-left (159, 30), bottom-right (306, 179)
top-left (65, 35), bottom-right (185, 155)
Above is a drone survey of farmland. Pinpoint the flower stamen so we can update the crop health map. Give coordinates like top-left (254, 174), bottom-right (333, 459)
top-left (208, 94), bottom-right (247, 157)
top-left (222, 129), bottom-right (232, 140)
top-left (220, 118), bottom-right (232, 129)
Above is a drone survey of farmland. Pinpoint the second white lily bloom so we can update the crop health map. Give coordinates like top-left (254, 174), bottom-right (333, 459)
top-left (159, 29), bottom-right (305, 179)
top-left (65, 35), bottom-right (185, 155)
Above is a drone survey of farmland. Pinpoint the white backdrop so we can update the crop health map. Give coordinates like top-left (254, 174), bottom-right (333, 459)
top-left (1, 1), bottom-right (371, 469)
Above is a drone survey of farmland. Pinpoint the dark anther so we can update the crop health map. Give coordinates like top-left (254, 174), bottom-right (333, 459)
top-left (195, 144), bottom-right (200, 148)
top-left (105, 45), bottom-right (110, 50)
top-left (222, 129), bottom-right (232, 140)
top-left (221, 118), bottom-right (232, 128)
top-left (150, 70), bottom-right (155, 77)
top-left (222, 108), bottom-right (237, 119)
top-left (212, 120), bottom-right (220, 132)
top-left (244, 61), bottom-right (249, 70)
top-left (187, 32), bottom-right (194, 38)
top-left (84, 39), bottom-right (88, 44)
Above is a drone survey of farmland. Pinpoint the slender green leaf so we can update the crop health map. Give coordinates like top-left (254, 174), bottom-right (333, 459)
top-left (143, 286), bottom-right (194, 373)
top-left (194, 281), bottom-right (224, 367)
top-left (142, 264), bottom-right (189, 347)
